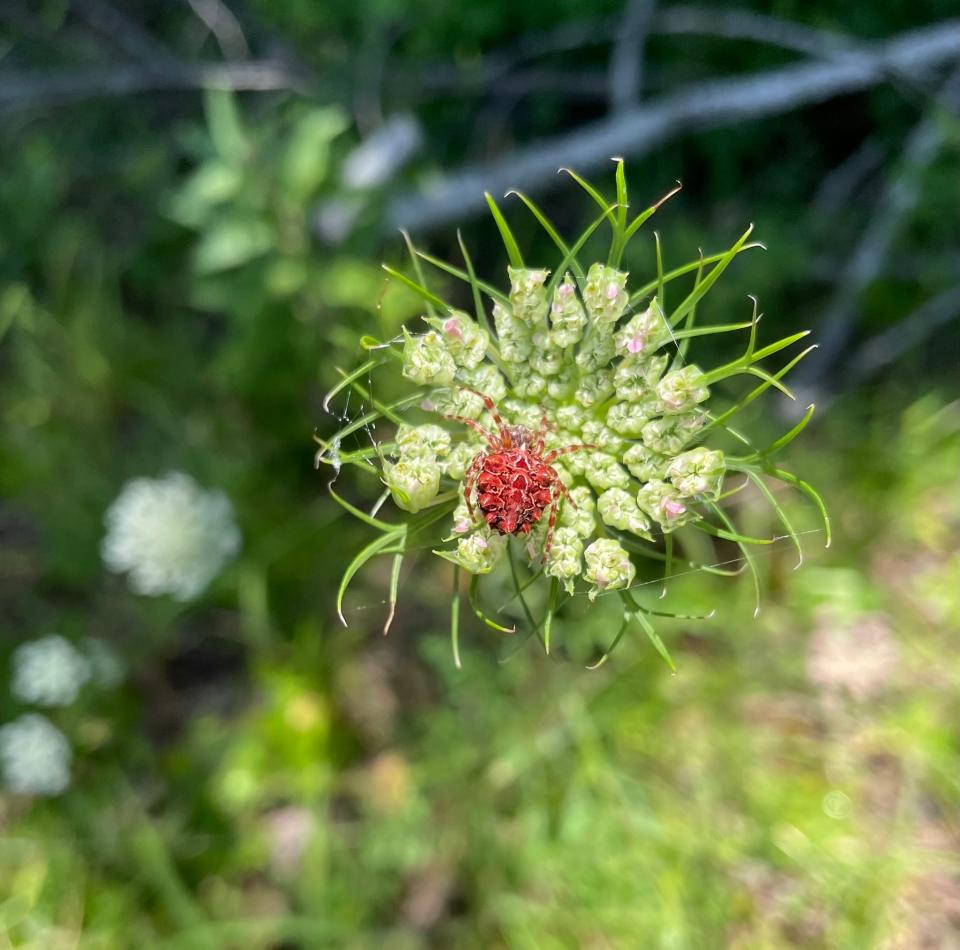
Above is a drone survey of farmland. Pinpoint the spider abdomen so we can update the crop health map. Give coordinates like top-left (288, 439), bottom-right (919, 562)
top-left (476, 448), bottom-right (555, 536)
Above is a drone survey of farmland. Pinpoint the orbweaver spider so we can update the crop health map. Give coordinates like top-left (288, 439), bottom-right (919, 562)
top-left (445, 390), bottom-right (593, 559)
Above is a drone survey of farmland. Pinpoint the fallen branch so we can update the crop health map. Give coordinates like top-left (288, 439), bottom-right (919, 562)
top-left (386, 18), bottom-right (960, 232)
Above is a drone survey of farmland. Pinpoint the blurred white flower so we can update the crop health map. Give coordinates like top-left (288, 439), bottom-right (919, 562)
top-left (101, 472), bottom-right (241, 601)
top-left (0, 714), bottom-right (72, 796)
top-left (806, 611), bottom-right (899, 701)
top-left (10, 635), bottom-right (91, 707)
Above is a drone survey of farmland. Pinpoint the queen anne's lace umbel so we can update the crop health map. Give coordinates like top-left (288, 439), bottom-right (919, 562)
top-left (321, 166), bottom-right (827, 662)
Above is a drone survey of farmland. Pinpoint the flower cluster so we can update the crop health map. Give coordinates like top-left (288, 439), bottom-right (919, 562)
top-left (321, 165), bottom-right (826, 663)
top-left (101, 472), bottom-right (241, 601)
top-left (1, 636), bottom-right (123, 796)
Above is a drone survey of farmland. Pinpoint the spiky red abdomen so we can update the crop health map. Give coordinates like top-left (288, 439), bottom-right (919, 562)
top-left (476, 448), bottom-right (554, 536)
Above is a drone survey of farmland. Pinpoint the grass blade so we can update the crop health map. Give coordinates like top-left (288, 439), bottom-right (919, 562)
top-left (450, 565), bottom-right (462, 668)
top-left (744, 471), bottom-right (804, 569)
top-left (485, 192), bottom-right (524, 268)
top-left (382, 264), bottom-right (449, 312)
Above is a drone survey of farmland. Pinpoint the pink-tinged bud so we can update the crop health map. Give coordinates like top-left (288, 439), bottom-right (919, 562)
top-left (474, 535), bottom-right (488, 550)
top-left (442, 317), bottom-right (464, 341)
top-left (453, 519), bottom-right (471, 534)
top-left (626, 333), bottom-right (646, 354)
top-left (594, 571), bottom-right (609, 589)
top-left (420, 399), bottom-right (435, 412)
top-left (558, 282), bottom-right (574, 298)
top-left (605, 282), bottom-right (620, 300)
top-left (662, 498), bottom-right (687, 519)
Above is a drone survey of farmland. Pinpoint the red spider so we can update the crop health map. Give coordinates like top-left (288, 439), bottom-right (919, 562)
top-left (445, 390), bottom-right (593, 559)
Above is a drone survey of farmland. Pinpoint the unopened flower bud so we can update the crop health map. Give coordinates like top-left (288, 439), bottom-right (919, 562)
top-left (508, 267), bottom-right (550, 324)
top-left (492, 302), bottom-right (534, 362)
top-left (560, 486), bottom-right (597, 537)
top-left (461, 362), bottom-right (508, 402)
top-left (456, 528), bottom-right (507, 574)
top-left (442, 442), bottom-right (481, 480)
top-left (402, 330), bottom-right (456, 386)
top-left (530, 341), bottom-right (565, 377)
top-left (605, 399), bottom-right (660, 438)
top-left (546, 367), bottom-right (577, 400)
top-left (584, 538), bottom-right (636, 600)
top-left (641, 413), bottom-right (705, 455)
top-left (544, 526), bottom-right (584, 593)
top-left (513, 370), bottom-right (548, 400)
top-left (623, 443), bottom-right (669, 482)
top-left (549, 274), bottom-right (587, 346)
top-left (666, 447), bottom-right (726, 498)
top-left (613, 353), bottom-right (668, 402)
top-left (574, 369), bottom-right (615, 408)
top-left (396, 423), bottom-right (451, 461)
top-left (581, 420), bottom-right (627, 457)
top-left (449, 500), bottom-right (476, 537)
top-left (613, 299), bottom-right (669, 356)
top-left (437, 311), bottom-right (489, 368)
top-left (555, 403), bottom-right (588, 431)
top-left (428, 386), bottom-right (485, 419)
top-left (575, 331), bottom-right (616, 373)
top-left (584, 452), bottom-right (631, 491)
top-left (383, 457), bottom-right (440, 513)
top-left (657, 365), bottom-right (709, 414)
top-left (597, 488), bottom-right (653, 537)
top-left (637, 479), bottom-right (697, 531)
top-left (583, 263), bottom-right (629, 327)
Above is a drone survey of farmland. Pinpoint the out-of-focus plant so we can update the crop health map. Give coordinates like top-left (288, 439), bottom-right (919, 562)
top-left (318, 162), bottom-right (830, 666)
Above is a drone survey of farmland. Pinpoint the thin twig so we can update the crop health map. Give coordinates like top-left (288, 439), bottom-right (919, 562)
top-left (183, 0), bottom-right (251, 61)
top-left (386, 18), bottom-right (960, 232)
top-left (0, 60), bottom-right (308, 112)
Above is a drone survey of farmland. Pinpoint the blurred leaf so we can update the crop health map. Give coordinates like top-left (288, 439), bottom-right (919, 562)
top-left (203, 88), bottom-right (249, 165)
top-left (282, 107), bottom-right (349, 202)
top-left (165, 162), bottom-right (244, 229)
top-left (192, 216), bottom-right (274, 273)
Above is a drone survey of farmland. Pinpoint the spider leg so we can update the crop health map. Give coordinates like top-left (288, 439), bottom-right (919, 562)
top-left (543, 442), bottom-right (595, 465)
top-left (462, 451), bottom-right (485, 519)
top-left (460, 387), bottom-right (510, 446)
top-left (533, 406), bottom-right (552, 454)
top-left (442, 413), bottom-right (496, 449)
top-left (541, 469), bottom-right (573, 561)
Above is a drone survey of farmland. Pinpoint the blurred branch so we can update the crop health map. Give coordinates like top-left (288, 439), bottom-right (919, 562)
top-left (846, 285), bottom-right (960, 387)
top-left (387, 18), bottom-right (960, 232)
top-left (793, 69), bottom-right (960, 399)
top-left (0, 60), bottom-right (307, 112)
top-left (182, 0), bottom-right (251, 60)
top-left (609, 0), bottom-right (657, 112)
top-left (811, 139), bottom-right (885, 216)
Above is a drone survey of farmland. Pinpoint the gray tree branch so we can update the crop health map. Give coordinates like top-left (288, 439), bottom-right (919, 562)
top-left (386, 18), bottom-right (960, 233)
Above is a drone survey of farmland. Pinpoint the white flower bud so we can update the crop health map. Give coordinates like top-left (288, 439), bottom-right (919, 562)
top-left (436, 311), bottom-right (489, 368)
top-left (584, 452), bottom-right (631, 491)
top-left (530, 342), bottom-right (565, 377)
top-left (559, 486), bottom-right (597, 537)
top-left (544, 526), bottom-right (584, 593)
top-left (666, 447), bottom-right (726, 498)
top-left (549, 274), bottom-right (587, 347)
top-left (383, 457), bottom-right (441, 513)
top-left (605, 400), bottom-right (659, 438)
top-left (545, 367), bottom-right (577, 400)
top-left (492, 302), bottom-right (534, 362)
top-left (623, 443), bottom-right (669, 482)
top-left (427, 386), bottom-right (485, 419)
top-left (555, 403), bottom-right (589, 431)
top-left (657, 365), bottom-right (710, 414)
top-left (513, 370), bottom-right (548, 400)
top-left (583, 263), bottom-right (629, 327)
top-left (575, 330), bottom-right (616, 373)
top-left (637, 479), bottom-right (698, 531)
top-left (641, 413), bottom-right (705, 455)
top-left (581, 420), bottom-right (627, 457)
top-left (613, 353), bottom-right (668, 402)
top-left (613, 299), bottom-right (669, 356)
top-left (508, 267), bottom-right (550, 324)
top-left (402, 330), bottom-right (457, 386)
top-left (597, 488), bottom-right (652, 537)
top-left (456, 528), bottom-right (507, 574)
top-left (395, 423), bottom-right (451, 461)
top-left (574, 369), bottom-right (615, 408)
top-left (584, 538), bottom-right (636, 601)
top-left (460, 362), bottom-right (509, 403)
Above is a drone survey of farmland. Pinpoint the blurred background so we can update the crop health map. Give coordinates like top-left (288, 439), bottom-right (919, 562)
top-left (1, 0), bottom-right (959, 946)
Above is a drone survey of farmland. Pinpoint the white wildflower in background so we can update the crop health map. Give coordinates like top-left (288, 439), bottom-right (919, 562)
top-left (0, 714), bottom-right (72, 796)
top-left (101, 472), bottom-right (241, 602)
top-left (10, 635), bottom-right (91, 707)
top-left (82, 638), bottom-right (125, 688)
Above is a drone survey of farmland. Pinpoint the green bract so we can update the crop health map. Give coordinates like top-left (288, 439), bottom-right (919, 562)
top-left (319, 163), bottom-right (829, 667)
